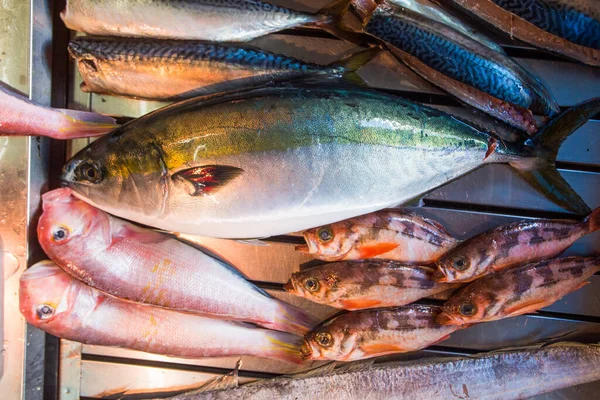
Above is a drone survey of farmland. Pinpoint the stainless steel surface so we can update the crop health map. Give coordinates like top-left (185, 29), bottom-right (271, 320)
top-left (0, 0), bottom-right (31, 399)
top-left (0, 0), bottom-right (597, 399)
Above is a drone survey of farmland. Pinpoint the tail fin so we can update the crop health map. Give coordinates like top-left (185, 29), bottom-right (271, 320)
top-left (58, 109), bottom-right (119, 139)
top-left (510, 98), bottom-right (600, 216)
top-left (263, 299), bottom-right (320, 336)
top-left (262, 331), bottom-right (305, 364)
top-left (329, 46), bottom-right (381, 85)
top-left (315, 0), bottom-right (374, 46)
top-left (584, 207), bottom-right (600, 233)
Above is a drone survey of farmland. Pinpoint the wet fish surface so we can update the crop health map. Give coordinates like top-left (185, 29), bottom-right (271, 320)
top-left (0, 82), bottom-right (117, 139)
top-left (285, 260), bottom-right (460, 310)
top-left (359, 1), bottom-right (559, 132)
top-left (37, 188), bottom-right (318, 335)
top-left (61, 85), bottom-right (597, 239)
top-left (61, 0), bottom-right (347, 42)
top-left (297, 210), bottom-right (460, 262)
top-left (68, 36), bottom-right (376, 100)
top-left (450, 0), bottom-right (600, 66)
top-left (169, 342), bottom-right (600, 399)
top-left (302, 305), bottom-right (462, 361)
top-left (20, 261), bottom-right (305, 363)
top-left (437, 255), bottom-right (600, 326)
top-left (435, 207), bottom-right (600, 283)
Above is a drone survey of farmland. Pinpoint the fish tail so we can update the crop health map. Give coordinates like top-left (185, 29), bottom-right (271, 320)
top-left (262, 331), bottom-right (305, 364)
top-left (315, 0), bottom-right (373, 46)
top-left (264, 300), bottom-right (320, 336)
top-left (585, 207), bottom-right (600, 233)
top-left (329, 46), bottom-right (381, 85)
top-left (58, 109), bottom-right (119, 139)
top-left (509, 98), bottom-right (600, 216)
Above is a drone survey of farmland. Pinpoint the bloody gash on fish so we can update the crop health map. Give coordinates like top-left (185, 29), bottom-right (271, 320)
top-left (449, 0), bottom-right (600, 66)
top-left (352, 0), bottom-right (560, 133)
top-left (60, 85), bottom-right (599, 239)
top-left (37, 188), bottom-right (318, 335)
top-left (20, 261), bottom-right (305, 364)
top-left (60, 0), bottom-right (359, 43)
top-left (297, 210), bottom-right (460, 262)
top-left (435, 207), bottom-right (600, 283)
top-left (68, 36), bottom-right (378, 100)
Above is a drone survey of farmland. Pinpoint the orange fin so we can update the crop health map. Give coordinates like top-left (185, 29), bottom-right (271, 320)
top-left (504, 299), bottom-right (552, 317)
top-left (574, 281), bottom-right (591, 291)
top-left (430, 333), bottom-right (452, 346)
top-left (358, 243), bottom-right (399, 259)
top-left (360, 343), bottom-right (405, 356)
top-left (339, 298), bottom-right (382, 310)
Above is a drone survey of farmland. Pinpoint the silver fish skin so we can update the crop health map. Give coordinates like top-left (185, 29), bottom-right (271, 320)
top-left (170, 342), bottom-right (600, 400)
top-left (61, 0), bottom-right (325, 42)
top-left (60, 85), bottom-right (596, 238)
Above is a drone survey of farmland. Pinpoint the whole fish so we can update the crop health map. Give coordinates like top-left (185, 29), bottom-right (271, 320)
top-left (284, 260), bottom-right (460, 310)
top-left (302, 305), bottom-right (462, 361)
top-left (356, 0), bottom-right (560, 133)
top-left (437, 256), bottom-right (600, 326)
top-left (60, 85), bottom-right (598, 239)
top-left (0, 82), bottom-right (117, 139)
top-left (296, 210), bottom-right (460, 262)
top-left (37, 188), bottom-right (318, 335)
top-left (68, 36), bottom-right (377, 100)
top-left (169, 342), bottom-right (600, 400)
top-left (435, 207), bottom-right (600, 283)
top-left (450, 0), bottom-right (600, 66)
top-left (20, 261), bottom-right (305, 363)
top-left (61, 0), bottom-right (354, 43)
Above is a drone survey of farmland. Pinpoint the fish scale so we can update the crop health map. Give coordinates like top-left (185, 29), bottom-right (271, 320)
top-left (492, 0), bottom-right (600, 49)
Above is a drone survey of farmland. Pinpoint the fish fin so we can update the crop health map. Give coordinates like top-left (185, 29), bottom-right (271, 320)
top-left (328, 46), bottom-right (382, 85)
top-left (510, 98), bottom-right (600, 216)
top-left (335, 359), bottom-right (376, 373)
top-left (263, 331), bottom-right (305, 365)
top-left (55, 109), bottom-right (119, 139)
top-left (584, 207), bottom-right (600, 233)
top-left (315, 0), bottom-right (374, 46)
top-left (339, 298), bottom-right (382, 310)
top-left (178, 360), bottom-right (241, 396)
top-left (504, 299), bottom-right (552, 318)
top-left (360, 343), bottom-right (406, 357)
top-left (172, 165), bottom-right (243, 196)
top-left (286, 362), bottom-right (338, 378)
top-left (357, 242), bottom-right (399, 259)
top-left (574, 281), bottom-right (591, 291)
top-left (430, 333), bottom-right (453, 346)
top-left (235, 239), bottom-right (270, 247)
top-left (263, 300), bottom-right (320, 335)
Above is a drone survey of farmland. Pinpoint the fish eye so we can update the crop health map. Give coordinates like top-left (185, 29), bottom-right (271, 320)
top-left (452, 257), bottom-right (469, 271)
top-left (459, 303), bottom-right (477, 316)
top-left (304, 277), bottom-right (320, 292)
top-left (52, 226), bottom-right (70, 243)
top-left (36, 304), bottom-right (55, 320)
top-left (317, 226), bottom-right (333, 243)
top-left (315, 332), bottom-right (333, 348)
top-left (76, 161), bottom-right (103, 184)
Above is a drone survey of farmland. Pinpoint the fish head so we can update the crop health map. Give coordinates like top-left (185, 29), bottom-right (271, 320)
top-left (68, 39), bottom-right (106, 93)
top-left (19, 261), bottom-right (79, 329)
top-left (297, 222), bottom-right (355, 261)
top-left (61, 128), bottom-right (166, 221)
top-left (302, 319), bottom-right (358, 361)
top-left (437, 289), bottom-right (488, 326)
top-left (284, 267), bottom-right (345, 305)
top-left (434, 245), bottom-right (490, 283)
top-left (37, 188), bottom-right (112, 266)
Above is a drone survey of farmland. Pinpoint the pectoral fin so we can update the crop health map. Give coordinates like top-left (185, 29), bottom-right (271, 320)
top-left (339, 298), bottom-right (382, 310)
top-left (360, 343), bottom-right (405, 357)
top-left (504, 299), bottom-right (551, 317)
top-left (358, 243), bottom-right (399, 259)
top-left (172, 165), bottom-right (243, 196)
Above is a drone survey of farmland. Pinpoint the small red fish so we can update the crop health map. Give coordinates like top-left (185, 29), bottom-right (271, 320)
top-left (435, 208), bottom-right (600, 283)
top-left (437, 256), bottom-right (600, 326)
top-left (0, 83), bottom-right (117, 139)
top-left (297, 210), bottom-right (460, 263)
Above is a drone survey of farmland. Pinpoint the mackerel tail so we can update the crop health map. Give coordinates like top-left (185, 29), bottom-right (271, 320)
top-left (487, 97), bottom-right (600, 216)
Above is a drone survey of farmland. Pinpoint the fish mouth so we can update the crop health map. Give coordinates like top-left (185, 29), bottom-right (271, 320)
top-left (300, 341), bottom-right (313, 359)
top-left (432, 268), bottom-right (448, 282)
top-left (295, 244), bottom-right (309, 253)
top-left (283, 279), bottom-right (296, 293)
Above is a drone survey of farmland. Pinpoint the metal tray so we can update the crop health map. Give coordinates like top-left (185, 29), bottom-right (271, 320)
top-left (0, 1), bottom-right (599, 399)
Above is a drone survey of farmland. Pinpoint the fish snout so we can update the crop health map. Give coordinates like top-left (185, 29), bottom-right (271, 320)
top-left (300, 340), bottom-right (313, 360)
top-left (436, 311), bottom-right (460, 326)
top-left (283, 279), bottom-right (296, 293)
top-left (295, 244), bottom-right (309, 253)
top-left (432, 268), bottom-right (448, 282)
